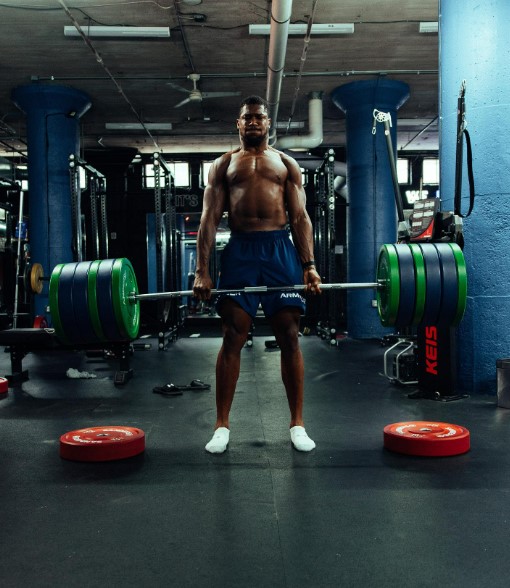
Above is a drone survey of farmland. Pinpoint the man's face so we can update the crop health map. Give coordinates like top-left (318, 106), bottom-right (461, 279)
top-left (237, 104), bottom-right (271, 145)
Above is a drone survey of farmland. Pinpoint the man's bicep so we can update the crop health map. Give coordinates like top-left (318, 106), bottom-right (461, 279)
top-left (285, 176), bottom-right (308, 222)
top-left (203, 156), bottom-right (229, 218)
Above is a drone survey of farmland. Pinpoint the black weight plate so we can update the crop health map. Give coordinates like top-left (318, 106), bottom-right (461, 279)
top-left (418, 244), bottom-right (442, 325)
top-left (434, 243), bottom-right (459, 327)
top-left (394, 244), bottom-right (416, 328)
top-left (72, 261), bottom-right (100, 344)
top-left (58, 262), bottom-right (84, 345)
top-left (96, 259), bottom-right (123, 341)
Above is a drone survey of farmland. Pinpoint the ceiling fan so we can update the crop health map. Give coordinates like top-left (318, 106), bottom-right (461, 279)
top-left (167, 73), bottom-right (241, 108)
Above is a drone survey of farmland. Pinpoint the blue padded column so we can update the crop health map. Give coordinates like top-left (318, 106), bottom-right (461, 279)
top-left (331, 79), bottom-right (409, 338)
top-left (440, 0), bottom-right (510, 394)
top-left (12, 84), bottom-right (91, 316)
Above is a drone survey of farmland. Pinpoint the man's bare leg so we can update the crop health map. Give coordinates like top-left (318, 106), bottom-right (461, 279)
top-left (270, 308), bottom-right (316, 451)
top-left (205, 299), bottom-right (252, 453)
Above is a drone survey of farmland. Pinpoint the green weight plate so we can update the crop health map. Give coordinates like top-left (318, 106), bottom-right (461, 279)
top-left (111, 258), bottom-right (140, 340)
top-left (87, 260), bottom-right (106, 342)
top-left (377, 244), bottom-right (400, 327)
top-left (394, 244), bottom-right (416, 327)
top-left (49, 263), bottom-right (70, 344)
top-left (408, 244), bottom-right (426, 325)
top-left (449, 243), bottom-right (468, 326)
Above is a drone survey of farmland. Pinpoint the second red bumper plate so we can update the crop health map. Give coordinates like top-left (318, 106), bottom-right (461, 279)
top-left (384, 421), bottom-right (470, 457)
top-left (60, 426), bottom-right (145, 462)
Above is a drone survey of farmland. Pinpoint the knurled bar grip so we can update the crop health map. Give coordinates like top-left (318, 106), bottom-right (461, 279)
top-left (130, 282), bottom-right (382, 303)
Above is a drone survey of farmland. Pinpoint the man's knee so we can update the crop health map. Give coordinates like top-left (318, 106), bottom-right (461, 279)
top-left (221, 301), bottom-right (252, 351)
top-left (271, 309), bottom-right (301, 351)
top-left (223, 322), bottom-right (250, 350)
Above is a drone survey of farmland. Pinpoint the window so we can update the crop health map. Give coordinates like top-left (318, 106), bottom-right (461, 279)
top-left (79, 166), bottom-right (87, 190)
top-left (201, 161), bottom-right (214, 187)
top-left (144, 161), bottom-right (190, 188)
top-left (397, 158), bottom-right (410, 184)
top-left (16, 164), bottom-right (28, 191)
top-left (171, 162), bottom-right (190, 187)
top-left (422, 158), bottom-right (440, 185)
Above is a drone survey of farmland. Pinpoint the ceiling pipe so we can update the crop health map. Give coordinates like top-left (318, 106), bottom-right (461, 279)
top-left (276, 91), bottom-right (324, 150)
top-left (266, 0), bottom-right (293, 145)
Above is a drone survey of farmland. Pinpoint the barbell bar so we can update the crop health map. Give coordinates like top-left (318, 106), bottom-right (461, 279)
top-left (45, 242), bottom-right (467, 346)
top-left (130, 282), bottom-right (383, 303)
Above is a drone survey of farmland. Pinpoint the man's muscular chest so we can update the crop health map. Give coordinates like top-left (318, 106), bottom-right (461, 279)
top-left (226, 151), bottom-right (288, 186)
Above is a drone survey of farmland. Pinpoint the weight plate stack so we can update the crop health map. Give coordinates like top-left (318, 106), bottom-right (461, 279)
top-left (377, 244), bottom-right (400, 326)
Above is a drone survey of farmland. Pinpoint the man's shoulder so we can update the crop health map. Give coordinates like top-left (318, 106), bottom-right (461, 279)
top-left (214, 149), bottom-right (240, 166)
top-left (270, 147), bottom-right (299, 169)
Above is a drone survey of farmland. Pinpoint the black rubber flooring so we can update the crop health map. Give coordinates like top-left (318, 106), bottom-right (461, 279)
top-left (1, 322), bottom-right (510, 588)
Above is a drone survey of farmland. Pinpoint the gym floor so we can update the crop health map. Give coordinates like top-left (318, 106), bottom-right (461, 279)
top-left (1, 321), bottom-right (510, 588)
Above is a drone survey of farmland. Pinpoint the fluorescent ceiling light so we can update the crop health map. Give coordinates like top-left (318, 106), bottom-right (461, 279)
top-left (64, 26), bottom-right (170, 38)
top-left (249, 23), bottom-right (354, 35)
top-left (105, 123), bottom-right (173, 131)
top-left (419, 22), bottom-right (438, 33)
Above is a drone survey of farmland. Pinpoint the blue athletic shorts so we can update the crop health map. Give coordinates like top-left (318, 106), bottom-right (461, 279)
top-left (216, 230), bottom-right (306, 319)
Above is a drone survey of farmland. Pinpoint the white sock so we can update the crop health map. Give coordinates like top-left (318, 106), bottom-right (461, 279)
top-left (205, 427), bottom-right (230, 454)
top-left (290, 426), bottom-right (316, 452)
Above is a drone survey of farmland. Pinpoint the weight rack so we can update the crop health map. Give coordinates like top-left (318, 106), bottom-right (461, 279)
top-left (152, 153), bottom-right (184, 350)
top-left (313, 150), bottom-right (339, 345)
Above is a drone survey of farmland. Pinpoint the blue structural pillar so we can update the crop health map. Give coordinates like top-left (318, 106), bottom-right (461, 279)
top-left (331, 79), bottom-right (409, 338)
top-left (12, 84), bottom-right (91, 317)
top-left (440, 0), bottom-right (510, 394)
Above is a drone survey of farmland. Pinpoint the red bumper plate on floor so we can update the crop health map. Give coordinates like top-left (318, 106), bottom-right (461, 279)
top-left (383, 421), bottom-right (470, 457)
top-left (60, 426), bottom-right (145, 462)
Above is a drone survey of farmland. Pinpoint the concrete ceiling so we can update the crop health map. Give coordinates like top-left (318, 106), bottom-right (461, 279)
top-left (0, 0), bottom-right (439, 158)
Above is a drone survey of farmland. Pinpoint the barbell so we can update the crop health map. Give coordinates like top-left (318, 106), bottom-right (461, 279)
top-left (44, 242), bottom-right (467, 346)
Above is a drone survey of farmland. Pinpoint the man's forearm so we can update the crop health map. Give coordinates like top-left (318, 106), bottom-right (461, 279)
top-left (289, 213), bottom-right (316, 265)
top-left (195, 223), bottom-right (217, 275)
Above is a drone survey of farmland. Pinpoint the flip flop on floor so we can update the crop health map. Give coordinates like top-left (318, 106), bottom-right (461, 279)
top-left (188, 379), bottom-right (211, 391)
top-left (152, 384), bottom-right (184, 396)
top-left (152, 380), bottom-right (211, 395)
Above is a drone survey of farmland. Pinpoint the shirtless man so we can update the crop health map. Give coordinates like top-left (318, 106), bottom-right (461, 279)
top-left (193, 95), bottom-right (322, 454)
